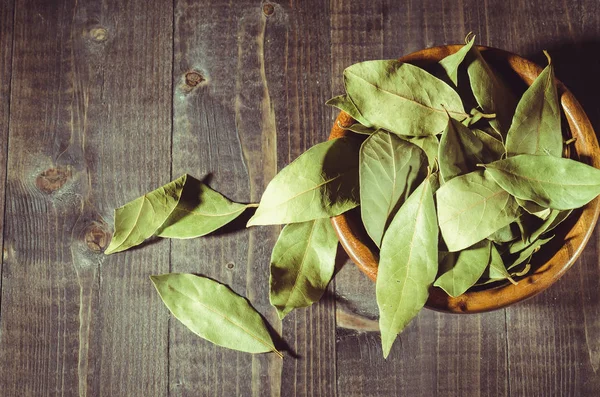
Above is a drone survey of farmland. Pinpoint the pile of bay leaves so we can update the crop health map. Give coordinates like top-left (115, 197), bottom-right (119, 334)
top-left (106, 37), bottom-right (600, 359)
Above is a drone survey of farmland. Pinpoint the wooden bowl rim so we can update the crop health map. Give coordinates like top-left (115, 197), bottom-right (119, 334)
top-left (329, 45), bottom-right (600, 314)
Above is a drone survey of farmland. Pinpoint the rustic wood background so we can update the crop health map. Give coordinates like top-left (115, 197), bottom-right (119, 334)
top-left (1, 0), bottom-right (599, 396)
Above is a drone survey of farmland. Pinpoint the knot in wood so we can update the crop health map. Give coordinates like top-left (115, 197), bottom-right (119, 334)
top-left (263, 3), bottom-right (275, 16)
top-left (185, 71), bottom-right (204, 87)
top-left (35, 167), bottom-right (71, 194)
top-left (85, 224), bottom-right (110, 252)
top-left (90, 27), bottom-right (108, 42)
top-left (226, 262), bottom-right (235, 269)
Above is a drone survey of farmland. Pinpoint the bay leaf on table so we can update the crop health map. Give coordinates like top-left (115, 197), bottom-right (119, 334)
top-left (344, 60), bottom-right (467, 136)
top-left (105, 174), bottom-right (187, 254)
top-left (360, 130), bottom-right (428, 246)
top-left (434, 240), bottom-right (491, 297)
top-left (156, 177), bottom-right (249, 239)
top-left (377, 176), bottom-right (438, 358)
top-left (270, 218), bottom-right (338, 319)
top-left (466, 46), bottom-right (517, 136)
top-left (437, 170), bottom-right (520, 252)
top-left (505, 51), bottom-right (562, 157)
top-left (326, 94), bottom-right (373, 127)
top-left (247, 137), bottom-right (360, 226)
top-left (439, 116), bottom-right (485, 182)
top-left (151, 273), bottom-right (282, 357)
top-left (483, 154), bottom-right (600, 210)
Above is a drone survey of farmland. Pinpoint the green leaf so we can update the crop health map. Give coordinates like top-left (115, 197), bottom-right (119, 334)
top-left (344, 60), bottom-right (467, 136)
top-left (506, 236), bottom-right (554, 271)
top-left (466, 46), bottom-right (517, 136)
top-left (516, 198), bottom-right (552, 219)
top-left (344, 123), bottom-right (376, 135)
top-left (434, 240), bottom-right (491, 297)
top-left (376, 176), bottom-right (438, 358)
top-left (156, 177), bottom-right (249, 239)
top-left (360, 130), bottom-right (428, 246)
top-left (439, 36), bottom-right (475, 86)
top-left (487, 243), bottom-right (517, 284)
top-left (487, 222), bottom-right (520, 243)
top-left (509, 209), bottom-right (571, 253)
top-left (439, 116), bottom-right (486, 182)
top-left (483, 154), bottom-right (600, 210)
top-left (437, 170), bottom-right (520, 252)
top-left (403, 135), bottom-right (440, 168)
top-left (269, 218), bottom-right (338, 319)
top-left (505, 52), bottom-right (562, 157)
top-left (105, 175), bottom-right (187, 254)
top-left (150, 274), bottom-right (282, 357)
top-left (326, 94), bottom-right (373, 127)
top-left (471, 128), bottom-right (506, 161)
top-left (247, 137), bottom-right (360, 226)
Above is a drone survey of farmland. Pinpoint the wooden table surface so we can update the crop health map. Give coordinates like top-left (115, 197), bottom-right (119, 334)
top-left (1, 0), bottom-right (600, 396)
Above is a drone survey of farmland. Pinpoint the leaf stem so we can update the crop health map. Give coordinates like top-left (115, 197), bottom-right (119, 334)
top-left (246, 203), bottom-right (260, 208)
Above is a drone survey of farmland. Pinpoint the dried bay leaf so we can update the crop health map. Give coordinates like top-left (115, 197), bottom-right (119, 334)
top-left (516, 198), bottom-right (552, 219)
top-left (105, 175), bottom-right (187, 254)
top-left (505, 52), bottom-right (562, 157)
top-left (483, 154), bottom-right (600, 210)
top-left (377, 176), bottom-right (438, 358)
top-left (471, 128), bottom-right (505, 161)
top-left (151, 274), bottom-right (282, 357)
top-left (344, 60), bottom-right (467, 136)
top-left (506, 236), bottom-right (554, 271)
top-left (434, 240), bottom-right (491, 297)
top-left (344, 123), bottom-right (376, 135)
top-left (270, 218), bottom-right (338, 319)
top-left (466, 46), bottom-right (517, 136)
top-left (439, 116), bottom-right (486, 182)
top-left (439, 36), bottom-right (475, 86)
top-left (509, 209), bottom-right (571, 253)
top-left (437, 170), bottom-right (520, 252)
top-left (326, 94), bottom-right (373, 127)
top-left (487, 222), bottom-right (520, 243)
top-left (403, 135), bottom-right (440, 167)
top-left (156, 177), bottom-right (249, 239)
top-left (488, 243), bottom-right (517, 284)
top-left (360, 130), bottom-right (428, 246)
top-left (247, 137), bottom-right (361, 226)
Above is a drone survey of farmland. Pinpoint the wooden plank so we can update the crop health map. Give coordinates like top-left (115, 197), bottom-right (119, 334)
top-left (0, 0), bottom-right (172, 395)
top-left (331, 1), bottom-right (510, 396)
top-left (171, 1), bottom-right (337, 395)
top-left (0, 0), bottom-right (14, 315)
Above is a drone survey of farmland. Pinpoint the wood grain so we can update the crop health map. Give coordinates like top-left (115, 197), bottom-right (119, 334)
top-left (0, 0), bottom-right (600, 396)
top-left (0, 0), bottom-right (172, 395)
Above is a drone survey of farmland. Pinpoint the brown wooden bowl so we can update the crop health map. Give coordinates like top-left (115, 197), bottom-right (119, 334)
top-left (329, 45), bottom-right (600, 314)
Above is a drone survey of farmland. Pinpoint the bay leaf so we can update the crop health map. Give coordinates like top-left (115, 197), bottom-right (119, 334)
top-left (487, 243), bottom-right (517, 284)
top-left (156, 177), bottom-right (249, 239)
top-left (466, 46), bottom-right (517, 136)
top-left (105, 174), bottom-right (187, 254)
top-left (150, 273), bottom-right (282, 357)
top-left (403, 135), bottom-right (440, 168)
top-left (483, 154), bottom-right (600, 210)
top-left (439, 36), bottom-right (475, 86)
top-left (516, 198), bottom-right (552, 219)
top-left (437, 170), bottom-right (520, 252)
top-left (439, 116), bottom-right (485, 182)
top-left (360, 130), bottom-right (428, 246)
top-left (247, 137), bottom-right (360, 226)
top-left (506, 236), bottom-right (554, 270)
top-left (487, 222), bottom-right (520, 243)
top-left (344, 123), bottom-right (376, 135)
top-left (344, 60), bottom-right (467, 136)
top-left (471, 128), bottom-right (505, 161)
top-left (505, 52), bottom-right (562, 157)
top-left (269, 218), bottom-right (338, 319)
top-left (434, 240), bottom-right (491, 297)
top-left (377, 176), bottom-right (438, 358)
top-left (509, 209), bottom-right (571, 253)
top-left (326, 94), bottom-right (373, 127)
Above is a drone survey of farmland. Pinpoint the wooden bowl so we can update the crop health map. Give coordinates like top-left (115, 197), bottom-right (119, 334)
top-left (329, 45), bottom-right (600, 313)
